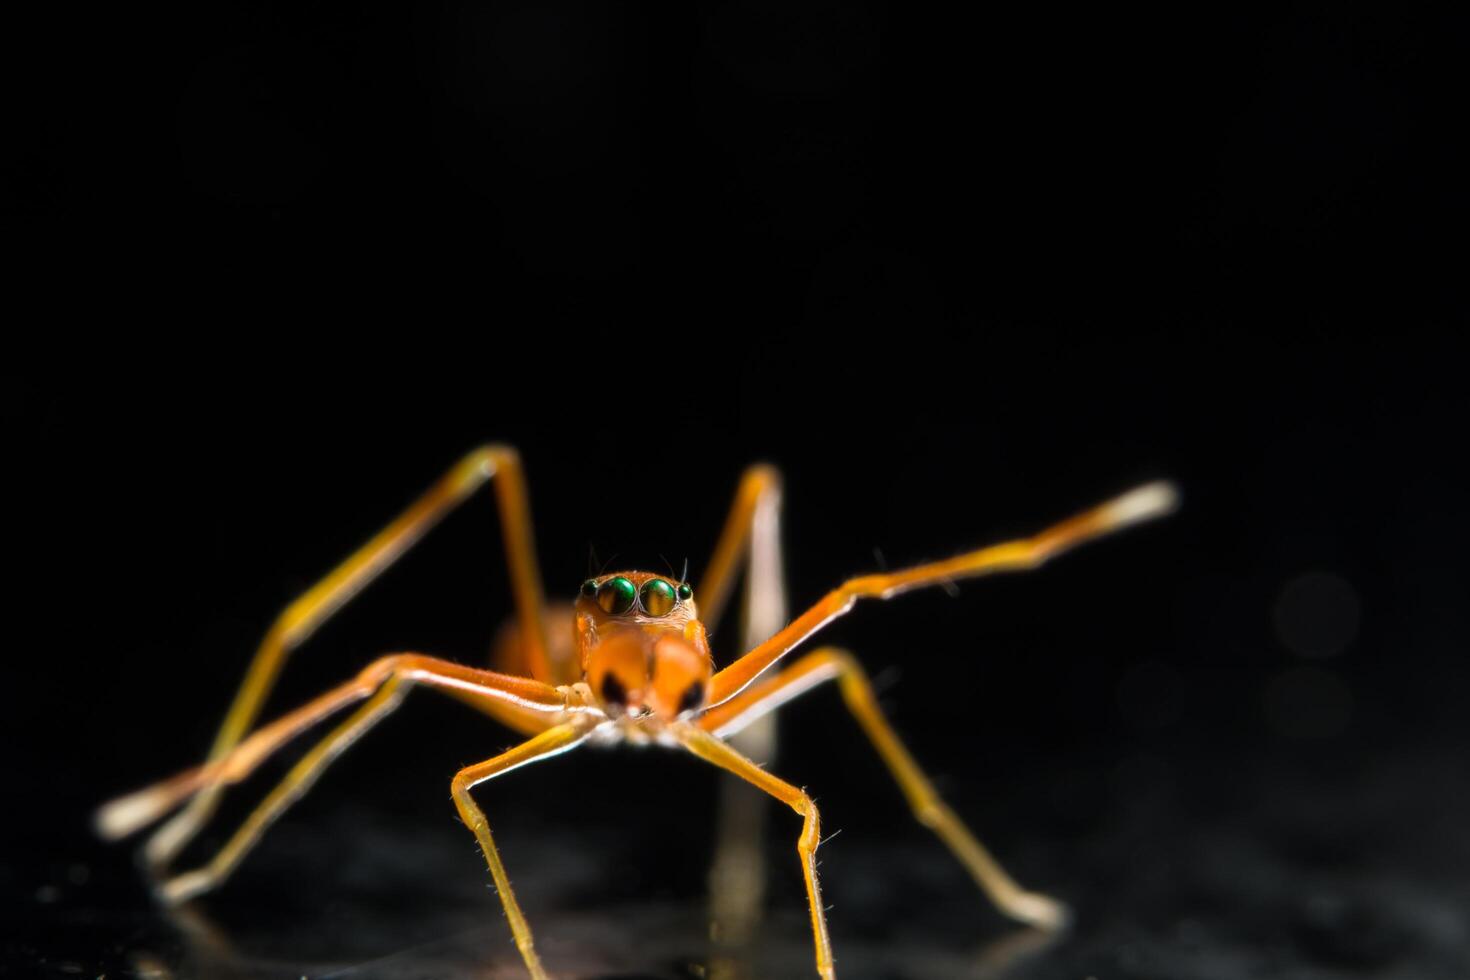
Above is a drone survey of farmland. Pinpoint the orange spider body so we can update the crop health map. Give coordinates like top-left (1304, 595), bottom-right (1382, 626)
top-left (97, 446), bottom-right (1176, 980)
top-left (482, 575), bottom-right (713, 744)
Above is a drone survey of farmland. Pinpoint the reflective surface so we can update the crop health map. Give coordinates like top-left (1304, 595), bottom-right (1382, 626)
top-left (15, 744), bottom-right (1469, 980)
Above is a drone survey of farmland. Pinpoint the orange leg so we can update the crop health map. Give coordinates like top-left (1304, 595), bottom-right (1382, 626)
top-left (676, 724), bottom-right (834, 980)
top-left (452, 724), bottom-right (589, 980)
top-left (96, 655), bottom-right (570, 848)
top-left (698, 463), bottom-right (784, 638)
top-left (701, 465), bottom-right (788, 955)
top-left (152, 674), bottom-right (411, 906)
top-left (709, 481), bottom-right (1178, 706)
top-left (702, 647), bottom-right (1068, 930)
top-left (101, 658), bottom-right (584, 979)
top-left (137, 445), bottom-right (551, 874)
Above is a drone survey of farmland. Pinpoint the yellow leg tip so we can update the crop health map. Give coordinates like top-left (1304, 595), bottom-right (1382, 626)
top-left (157, 869), bottom-right (213, 907)
top-left (515, 947), bottom-right (551, 980)
top-left (143, 820), bottom-right (191, 871)
top-left (1003, 890), bottom-right (1072, 932)
top-left (94, 792), bottom-right (163, 841)
top-left (1102, 480), bottom-right (1180, 529)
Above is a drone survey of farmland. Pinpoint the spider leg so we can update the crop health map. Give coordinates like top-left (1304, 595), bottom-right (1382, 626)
top-left (139, 445), bottom-right (552, 874)
top-left (701, 646), bottom-right (1068, 930)
top-left (96, 655), bottom-right (568, 847)
top-left (700, 465), bottom-right (788, 956)
top-left (154, 674), bottom-right (410, 905)
top-left (698, 463), bottom-right (783, 636)
top-left (452, 724), bottom-right (588, 980)
top-left (709, 481), bottom-right (1178, 706)
top-left (676, 724), bottom-right (834, 980)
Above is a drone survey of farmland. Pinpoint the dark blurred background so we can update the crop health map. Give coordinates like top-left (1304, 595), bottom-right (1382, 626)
top-left (4, 1), bottom-right (1468, 978)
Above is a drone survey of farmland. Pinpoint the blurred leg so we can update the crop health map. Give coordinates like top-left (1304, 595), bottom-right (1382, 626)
top-left (709, 481), bottom-right (1178, 705)
top-left (97, 654), bottom-right (566, 841)
top-left (139, 445), bottom-right (551, 872)
top-left (702, 466), bottom-right (787, 961)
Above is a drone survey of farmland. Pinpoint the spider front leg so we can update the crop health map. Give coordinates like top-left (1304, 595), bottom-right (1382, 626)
top-left (96, 655), bottom-right (571, 905)
top-left (701, 647), bottom-right (1067, 931)
top-left (452, 724), bottom-right (589, 980)
top-left (708, 481), bottom-right (1178, 705)
top-left (139, 445), bottom-right (553, 875)
top-left (675, 724), bottom-right (834, 980)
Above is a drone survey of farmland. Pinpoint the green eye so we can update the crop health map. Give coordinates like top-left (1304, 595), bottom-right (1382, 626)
top-left (677, 582), bottom-right (693, 601)
top-left (596, 576), bottom-right (637, 615)
top-left (580, 578), bottom-right (598, 597)
top-left (640, 578), bottom-right (677, 616)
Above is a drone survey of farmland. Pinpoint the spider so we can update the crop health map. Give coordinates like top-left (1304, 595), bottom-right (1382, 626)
top-left (97, 446), bottom-right (1177, 980)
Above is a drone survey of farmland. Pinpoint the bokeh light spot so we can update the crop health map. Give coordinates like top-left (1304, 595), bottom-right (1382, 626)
top-left (1274, 571), bottom-right (1361, 659)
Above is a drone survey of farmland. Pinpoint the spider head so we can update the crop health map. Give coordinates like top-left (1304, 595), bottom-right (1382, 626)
top-left (575, 571), bottom-right (712, 721)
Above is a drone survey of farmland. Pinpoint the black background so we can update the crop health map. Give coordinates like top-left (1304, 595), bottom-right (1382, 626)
top-left (5, 2), bottom-right (1468, 978)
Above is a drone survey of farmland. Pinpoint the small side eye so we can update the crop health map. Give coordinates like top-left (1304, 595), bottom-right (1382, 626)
top-left (640, 579), bottom-right (677, 616)
top-left (597, 576), bottom-right (637, 615)
top-left (677, 582), bottom-right (693, 601)
top-left (580, 578), bottom-right (598, 597)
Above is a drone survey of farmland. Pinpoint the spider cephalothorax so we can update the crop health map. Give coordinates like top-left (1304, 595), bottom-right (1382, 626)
top-left (575, 571), bottom-right (712, 721)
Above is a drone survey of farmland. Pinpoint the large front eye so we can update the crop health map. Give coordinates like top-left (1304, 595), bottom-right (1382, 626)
top-left (640, 578), bottom-right (677, 616)
top-left (597, 576), bottom-right (637, 614)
